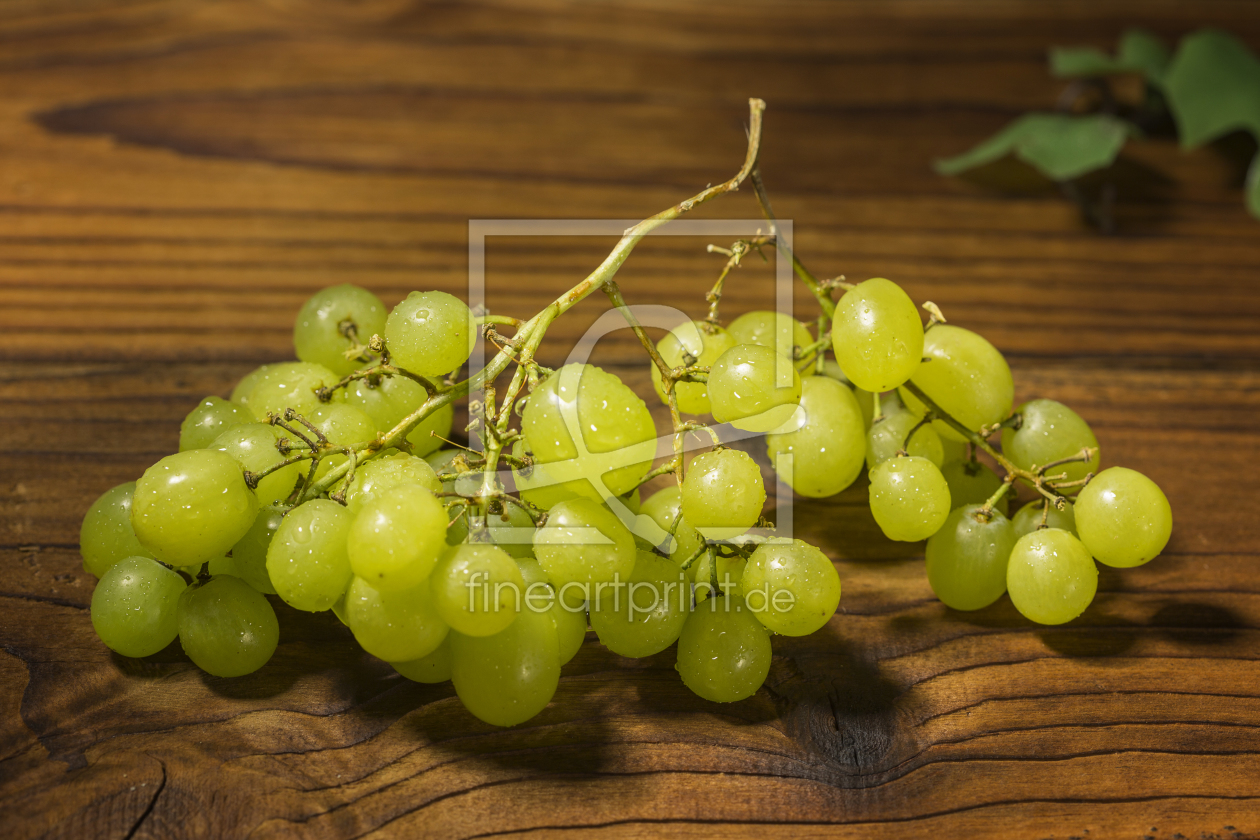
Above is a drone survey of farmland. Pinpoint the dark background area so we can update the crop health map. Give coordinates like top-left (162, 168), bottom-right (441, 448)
top-left (1, 1), bottom-right (1258, 838)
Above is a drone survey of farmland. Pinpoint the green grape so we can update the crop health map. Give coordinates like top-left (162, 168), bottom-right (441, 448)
top-left (1012, 499), bottom-right (1077, 540)
top-left (868, 456), bottom-right (951, 542)
top-left (344, 451), bottom-right (441, 514)
top-left (450, 606), bottom-right (560, 727)
top-left (391, 636), bottom-right (452, 683)
top-left (340, 374), bottom-right (452, 456)
top-left (1074, 467), bottom-right (1172, 568)
top-left (650, 320), bottom-right (737, 415)
top-left (939, 460), bottom-right (1010, 516)
top-left (347, 484), bottom-right (448, 592)
top-left (245, 361), bottom-right (337, 421)
top-left (676, 592), bottom-right (771, 703)
top-left (425, 447), bottom-right (463, 473)
top-left (229, 506), bottom-right (283, 594)
top-left (211, 422), bottom-right (301, 507)
top-left (865, 408), bottom-right (945, 469)
top-left (1001, 399), bottom-right (1099, 482)
top-left (520, 364), bottom-right (658, 501)
top-left (486, 502), bottom-right (537, 559)
top-left (90, 556), bottom-right (186, 658)
top-left (901, 325), bottom-right (1013, 442)
top-left (727, 310), bottom-right (813, 360)
top-left (615, 487), bottom-right (641, 516)
top-left (639, 485), bottom-right (704, 569)
top-left (1006, 528), bottom-right (1098, 625)
top-left (307, 402), bottom-right (377, 481)
top-left (293, 284), bottom-right (387, 376)
top-left (692, 551), bottom-right (746, 601)
top-left (80, 482), bottom-right (154, 577)
top-left (331, 593), bottom-right (349, 626)
top-left (231, 363), bottom-right (276, 409)
top-left (511, 440), bottom-right (583, 510)
top-left (446, 501), bottom-right (471, 547)
top-left (132, 450), bottom-right (260, 566)
top-left (208, 555), bottom-right (237, 577)
top-left (680, 448), bottom-right (765, 540)
top-left (517, 558), bottom-right (587, 665)
top-left (266, 499), bottom-right (353, 612)
top-left (344, 575), bottom-right (448, 662)
top-left (741, 539), bottom-right (840, 636)
top-left (925, 505), bottom-right (1017, 610)
top-left (766, 376), bottom-right (865, 498)
top-left (179, 396), bottom-right (252, 451)
top-left (431, 543), bottom-right (524, 636)
top-left (384, 290), bottom-right (477, 377)
top-left (831, 278), bottom-right (924, 392)
top-left (178, 575), bottom-right (279, 677)
top-left (707, 344), bottom-right (802, 433)
top-left (939, 437), bottom-right (969, 466)
top-left (533, 497), bottom-right (637, 593)
top-left (590, 551), bottom-right (690, 658)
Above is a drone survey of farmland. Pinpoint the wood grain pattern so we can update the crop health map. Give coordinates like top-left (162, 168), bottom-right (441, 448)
top-left (2, 1), bottom-right (1259, 837)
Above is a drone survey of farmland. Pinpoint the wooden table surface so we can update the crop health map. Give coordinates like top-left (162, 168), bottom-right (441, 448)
top-left (3, 1), bottom-right (1259, 838)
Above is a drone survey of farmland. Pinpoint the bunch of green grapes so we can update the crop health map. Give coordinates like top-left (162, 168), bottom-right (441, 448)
top-left (79, 265), bottom-right (1171, 729)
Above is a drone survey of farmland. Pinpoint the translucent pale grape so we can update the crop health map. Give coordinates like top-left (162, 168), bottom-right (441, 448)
top-left (344, 575), bottom-right (448, 662)
top-left (728, 310), bottom-right (813, 359)
top-left (1006, 528), bottom-right (1098, 625)
top-left (293, 284), bottom-right (387, 375)
top-left (344, 451), bottom-right (441, 514)
top-left (865, 408), bottom-right (945, 469)
top-left (431, 543), bottom-right (524, 637)
top-left (211, 423), bottom-right (301, 507)
top-left (80, 482), bottom-right (153, 577)
top-left (267, 499), bottom-right (353, 612)
top-left (831, 278), bottom-right (924, 392)
top-left (925, 505), bottom-right (1016, 610)
top-left (639, 485), bottom-right (704, 568)
top-left (868, 456), bottom-right (951, 542)
top-left (450, 607), bottom-right (560, 727)
top-left (676, 593), bottom-right (771, 703)
top-left (765, 376), bottom-right (865, 498)
top-left (532, 497), bottom-right (637, 590)
top-left (708, 344), bottom-right (802, 433)
top-left (340, 373), bottom-right (452, 456)
top-left (179, 396), bottom-right (252, 451)
top-left (91, 556), bottom-right (186, 657)
top-left (347, 484), bottom-right (448, 592)
top-left (245, 361), bottom-right (337, 421)
top-left (1075, 467), bottom-right (1172, 568)
top-left (518, 558), bottom-right (587, 665)
top-left (742, 539), bottom-right (840, 636)
top-left (178, 575), bottom-right (279, 677)
top-left (681, 448), bottom-right (765, 540)
top-left (902, 325), bottom-right (1013, 442)
top-left (940, 460), bottom-right (1010, 516)
top-left (650, 320), bottom-right (737, 415)
top-left (230, 506), bottom-right (283, 594)
top-left (384, 290), bottom-right (477, 377)
top-left (307, 402), bottom-right (378, 481)
top-left (391, 637), bottom-right (452, 683)
top-left (1001, 399), bottom-right (1099, 482)
top-left (590, 551), bottom-right (690, 658)
top-left (1012, 500), bottom-right (1077, 540)
top-left (231, 363), bottom-right (276, 409)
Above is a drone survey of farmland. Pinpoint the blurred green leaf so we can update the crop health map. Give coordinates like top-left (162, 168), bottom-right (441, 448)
top-left (935, 114), bottom-right (1133, 181)
top-left (1164, 29), bottom-right (1260, 148)
top-left (1051, 29), bottom-right (1171, 86)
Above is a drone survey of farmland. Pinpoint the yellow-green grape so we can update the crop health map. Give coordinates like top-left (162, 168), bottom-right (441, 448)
top-left (425, 447), bottom-right (463, 473)
top-left (245, 361), bottom-right (338, 421)
top-left (680, 448), bottom-right (765, 541)
top-left (229, 506), bottom-right (283, 594)
top-left (132, 450), bottom-right (260, 566)
top-left (925, 505), bottom-right (1017, 610)
top-left (347, 484), bottom-right (448, 592)
top-left (511, 440), bottom-right (584, 511)
top-left (211, 423), bottom-right (301, 507)
top-left (344, 451), bottom-right (441, 514)
top-left (590, 551), bottom-right (690, 658)
top-left (1000, 399), bottom-right (1100, 483)
top-left (615, 487), bottom-right (641, 516)
top-left (868, 456), bottom-right (951, 542)
top-left (391, 636), bottom-right (451, 683)
top-left (340, 374), bottom-right (452, 457)
top-left (939, 460), bottom-right (1010, 516)
top-left (901, 325), bottom-right (1013, 442)
top-left (177, 575), bottom-right (279, 677)
top-left (650, 321), bottom-right (737, 415)
top-left (293, 284), bottom-right (387, 376)
top-left (344, 575), bottom-right (448, 662)
top-left (266, 499), bottom-right (353, 612)
top-left (450, 606), bottom-right (560, 727)
top-left (939, 437), bottom-right (969, 466)
top-left (676, 592), bottom-right (771, 703)
top-left (80, 482), bottom-right (154, 577)
top-left (486, 502), bottom-right (537, 559)
top-left (91, 556), bottom-right (187, 657)
top-left (533, 497), bottom-right (637, 591)
top-left (766, 376), bottom-right (866, 498)
top-left (1012, 500), bottom-right (1077, 540)
top-left (307, 402), bottom-right (377, 481)
top-left (231, 363), bottom-right (276, 409)
top-left (708, 344), bottom-right (802, 433)
top-left (518, 558), bottom-right (587, 665)
top-left (741, 539), bottom-right (840, 636)
top-left (1006, 528), bottom-right (1098, 625)
top-left (865, 408), bottom-right (945, 469)
top-left (331, 593), bottom-right (349, 626)
top-left (1074, 467), bottom-right (1172, 568)
top-left (831, 278), bottom-right (924, 392)
top-left (431, 543), bottom-right (524, 637)
top-left (179, 396), bottom-right (252, 451)
top-left (384, 290), bottom-right (477, 377)
top-left (520, 364), bottom-right (658, 501)
top-left (639, 485), bottom-right (704, 570)
top-left (691, 552), bottom-right (746, 601)
top-left (727, 310), bottom-right (813, 360)
top-left (446, 501), bottom-right (470, 547)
